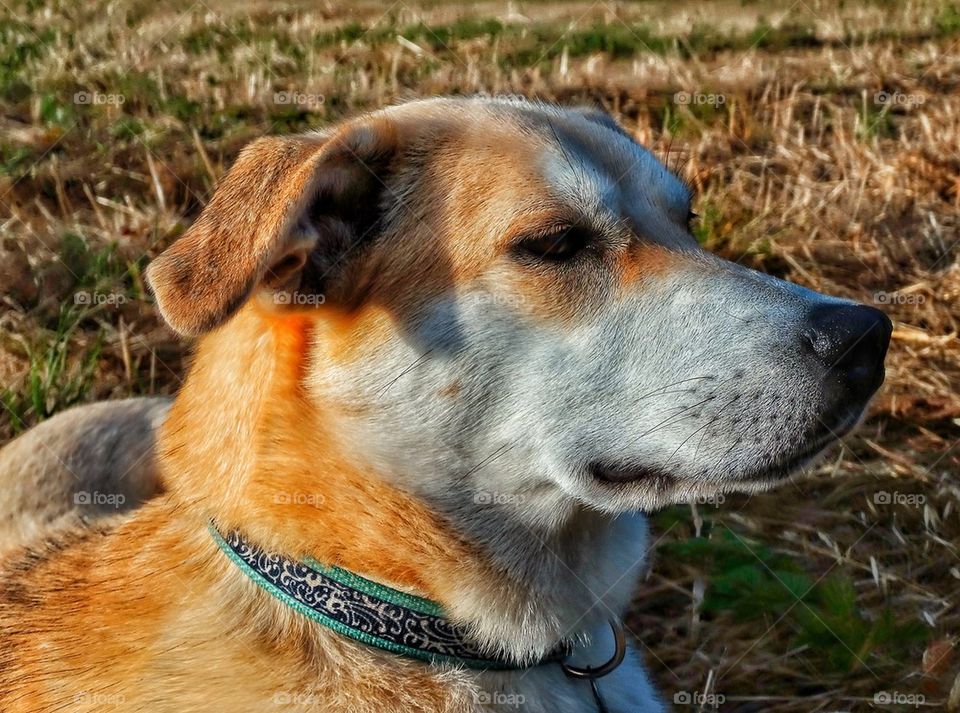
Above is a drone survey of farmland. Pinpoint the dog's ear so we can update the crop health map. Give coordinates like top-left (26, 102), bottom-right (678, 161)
top-left (145, 118), bottom-right (399, 336)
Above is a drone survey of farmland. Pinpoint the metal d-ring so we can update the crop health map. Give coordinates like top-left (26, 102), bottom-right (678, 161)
top-left (560, 618), bottom-right (626, 680)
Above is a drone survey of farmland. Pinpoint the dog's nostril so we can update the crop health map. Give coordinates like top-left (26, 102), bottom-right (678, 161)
top-left (804, 302), bottom-right (892, 403)
top-left (800, 326), bottom-right (823, 355)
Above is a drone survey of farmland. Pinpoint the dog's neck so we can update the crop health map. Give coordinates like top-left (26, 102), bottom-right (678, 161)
top-left (159, 304), bottom-right (647, 663)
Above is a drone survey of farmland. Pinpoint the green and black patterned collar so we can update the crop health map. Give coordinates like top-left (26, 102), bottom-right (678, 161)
top-left (209, 521), bottom-right (567, 670)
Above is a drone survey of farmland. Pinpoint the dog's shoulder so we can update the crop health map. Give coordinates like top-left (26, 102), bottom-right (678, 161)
top-left (0, 519), bottom-right (117, 587)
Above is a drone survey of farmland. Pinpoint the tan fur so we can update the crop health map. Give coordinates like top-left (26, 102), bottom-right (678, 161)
top-left (0, 398), bottom-right (169, 548)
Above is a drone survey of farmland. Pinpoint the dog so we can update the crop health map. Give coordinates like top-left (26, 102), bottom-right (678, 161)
top-left (0, 96), bottom-right (891, 712)
top-left (0, 397), bottom-right (169, 547)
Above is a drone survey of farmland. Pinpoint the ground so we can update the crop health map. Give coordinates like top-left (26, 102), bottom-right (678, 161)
top-left (0, 0), bottom-right (958, 710)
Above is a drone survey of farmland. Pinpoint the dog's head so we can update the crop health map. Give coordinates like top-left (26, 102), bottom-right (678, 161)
top-left (147, 97), bottom-right (890, 519)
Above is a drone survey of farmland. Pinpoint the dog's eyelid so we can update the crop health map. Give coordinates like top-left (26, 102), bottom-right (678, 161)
top-left (514, 225), bottom-right (594, 262)
top-left (519, 223), bottom-right (578, 243)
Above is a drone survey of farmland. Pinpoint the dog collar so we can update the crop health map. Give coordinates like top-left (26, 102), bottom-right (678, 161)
top-left (208, 522), bottom-right (568, 670)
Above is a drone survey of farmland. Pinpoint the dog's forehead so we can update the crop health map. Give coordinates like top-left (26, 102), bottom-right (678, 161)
top-left (518, 105), bottom-right (693, 248)
top-left (387, 98), bottom-right (693, 249)
top-left (501, 102), bottom-right (687, 194)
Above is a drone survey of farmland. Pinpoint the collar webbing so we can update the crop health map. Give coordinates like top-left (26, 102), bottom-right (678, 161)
top-left (209, 522), bottom-right (567, 670)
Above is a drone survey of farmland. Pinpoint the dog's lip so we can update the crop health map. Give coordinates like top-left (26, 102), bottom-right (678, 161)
top-left (738, 437), bottom-right (834, 483)
top-left (589, 461), bottom-right (673, 484)
top-left (727, 424), bottom-right (850, 484)
top-left (590, 431), bottom-right (842, 486)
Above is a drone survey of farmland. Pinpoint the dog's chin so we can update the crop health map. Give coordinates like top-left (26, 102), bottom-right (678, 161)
top-left (588, 428), bottom-right (849, 501)
top-left (588, 444), bottom-right (822, 488)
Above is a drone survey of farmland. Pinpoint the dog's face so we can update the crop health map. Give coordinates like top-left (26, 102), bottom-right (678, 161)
top-left (148, 97), bottom-right (890, 521)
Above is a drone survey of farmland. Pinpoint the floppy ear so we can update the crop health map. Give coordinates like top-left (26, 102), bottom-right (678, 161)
top-left (145, 118), bottom-right (399, 336)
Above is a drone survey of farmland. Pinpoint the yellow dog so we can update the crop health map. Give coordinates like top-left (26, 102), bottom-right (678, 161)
top-left (0, 97), bottom-right (890, 712)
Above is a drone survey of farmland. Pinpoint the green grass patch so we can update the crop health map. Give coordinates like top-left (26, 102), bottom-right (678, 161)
top-left (37, 91), bottom-right (76, 128)
top-left (0, 304), bottom-right (102, 433)
top-left (657, 522), bottom-right (927, 675)
top-left (746, 21), bottom-right (819, 52)
top-left (312, 21), bottom-right (394, 49)
top-left (0, 234), bottom-right (150, 431)
top-left (0, 143), bottom-right (35, 178)
top-left (183, 20), bottom-right (257, 59)
top-left (0, 17), bottom-right (55, 101)
top-left (936, 4), bottom-right (960, 34)
top-left (401, 18), bottom-right (505, 49)
top-left (59, 232), bottom-right (145, 299)
top-left (857, 93), bottom-right (896, 140)
top-left (691, 202), bottom-right (727, 248)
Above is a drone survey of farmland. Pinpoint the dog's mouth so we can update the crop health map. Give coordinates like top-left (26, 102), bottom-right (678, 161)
top-left (589, 428), bottom-right (846, 487)
top-left (735, 433), bottom-right (837, 484)
top-left (590, 462), bottom-right (673, 485)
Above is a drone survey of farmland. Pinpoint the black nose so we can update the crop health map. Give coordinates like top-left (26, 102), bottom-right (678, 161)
top-left (804, 303), bottom-right (892, 404)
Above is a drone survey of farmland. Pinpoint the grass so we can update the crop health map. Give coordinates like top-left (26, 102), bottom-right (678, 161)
top-left (0, 0), bottom-right (958, 710)
top-left (655, 514), bottom-right (927, 677)
top-left (0, 305), bottom-right (102, 434)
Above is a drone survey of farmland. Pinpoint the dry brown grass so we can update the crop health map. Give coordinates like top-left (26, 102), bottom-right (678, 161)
top-left (1, 0), bottom-right (959, 709)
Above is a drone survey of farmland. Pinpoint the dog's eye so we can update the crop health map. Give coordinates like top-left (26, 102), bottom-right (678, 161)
top-left (518, 228), bottom-right (589, 262)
